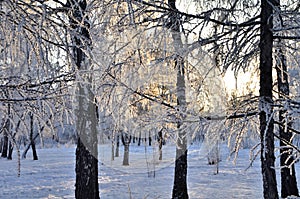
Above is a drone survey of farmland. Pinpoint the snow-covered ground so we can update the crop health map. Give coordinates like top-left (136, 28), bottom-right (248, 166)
top-left (0, 142), bottom-right (299, 199)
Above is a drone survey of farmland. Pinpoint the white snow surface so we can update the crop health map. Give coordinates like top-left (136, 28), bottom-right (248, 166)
top-left (0, 143), bottom-right (299, 199)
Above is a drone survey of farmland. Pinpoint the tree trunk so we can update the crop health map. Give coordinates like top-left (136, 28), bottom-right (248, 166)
top-left (259, 0), bottom-right (279, 198)
top-left (2, 103), bottom-right (11, 159)
top-left (29, 113), bottom-right (38, 161)
top-left (273, 2), bottom-right (299, 197)
top-left (115, 134), bottom-right (120, 157)
top-left (7, 141), bottom-right (13, 160)
top-left (275, 41), bottom-right (299, 198)
top-left (121, 133), bottom-right (131, 166)
top-left (75, 139), bottom-right (99, 199)
top-left (0, 138), bottom-right (3, 154)
top-left (1, 134), bottom-right (8, 158)
top-left (22, 133), bottom-right (39, 159)
top-left (158, 129), bottom-right (163, 160)
top-left (67, 0), bottom-right (99, 198)
top-left (148, 131), bottom-right (152, 146)
top-left (22, 115), bottom-right (50, 159)
top-left (173, 124), bottom-right (188, 199)
top-left (123, 144), bottom-right (129, 166)
top-left (138, 132), bottom-right (141, 146)
top-left (1, 120), bottom-right (9, 158)
top-left (111, 134), bottom-right (114, 161)
top-left (168, 1), bottom-right (188, 198)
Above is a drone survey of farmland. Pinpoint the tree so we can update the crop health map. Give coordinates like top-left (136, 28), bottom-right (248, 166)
top-left (66, 0), bottom-right (99, 198)
top-left (166, 1), bottom-right (188, 198)
top-left (121, 132), bottom-right (131, 166)
top-left (274, 1), bottom-right (299, 197)
top-left (29, 112), bottom-right (38, 160)
top-left (0, 0), bottom-right (74, 162)
top-left (275, 40), bottom-right (299, 198)
top-left (1, 117), bottom-right (9, 158)
top-left (158, 128), bottom-right (163, 160)
top-left (259, 0), bottom-right (279, 198)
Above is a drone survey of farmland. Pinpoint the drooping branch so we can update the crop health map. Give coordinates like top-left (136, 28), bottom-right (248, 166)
top-left (133, 0), bottom-right (261, 28)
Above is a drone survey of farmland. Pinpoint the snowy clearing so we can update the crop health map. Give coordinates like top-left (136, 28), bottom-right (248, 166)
top-left (0, 142), bottom-right (299, 199)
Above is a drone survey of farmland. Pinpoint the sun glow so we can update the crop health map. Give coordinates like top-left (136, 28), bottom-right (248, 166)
top-left (223, 68), bottom-right (259, 98)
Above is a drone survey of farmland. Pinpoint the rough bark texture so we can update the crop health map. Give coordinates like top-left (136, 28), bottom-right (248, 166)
top-left (67, 0), bottom-right (99, 198)
top-left (168, 1), bottom-right (188, 198)
top-left (259, 0), bottom-right (279, 198)
top-left (75, 139), bottom-right (99, 199)
top-left (275, 43), bottom-right (299, 198)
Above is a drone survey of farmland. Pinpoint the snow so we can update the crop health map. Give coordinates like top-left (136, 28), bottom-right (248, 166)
top-left (0, 142), bottom-right (299, 199)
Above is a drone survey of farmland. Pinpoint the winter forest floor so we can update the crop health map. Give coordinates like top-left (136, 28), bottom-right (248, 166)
top-left (0, 142), bottom-right (299, 199)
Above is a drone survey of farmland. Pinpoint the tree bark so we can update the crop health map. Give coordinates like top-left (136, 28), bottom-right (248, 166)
top-left (67, 0), bottom-right (99, 198)
top-left (7, 141), bottom-right (13, 160)
top-left (22, 115), bottom-right (51, 159)
top-left (259, 0), bottom-right (279, 198)
top-left (121, 133), bottom-right (131, 166)
top-left (148, 131), bottom-right (152, 146)
top-left (275, 40), bottom-right (299, 198)
top-left (29, 113), bottom-right (38, 161)
top-left (1, 130), bottom-right (8, 158)
top-left (115, 134), bottom-right (120, 157)
top-left (0, 138), bottom-right (3, 154)
top-left (22, 133), bottom-right (39, 159)
top-left (273, 2), bottom-right (299, 197)
top-left (1, 118), bottom-right (9, 158)
top-left (158, 129), bottom-right (163, 160)
top-left (276, 47), bottom-right (299, 198)
top-left (167, 1), bottom-right (188, 198)
top-left (138, 132), bottom-right (141, 146)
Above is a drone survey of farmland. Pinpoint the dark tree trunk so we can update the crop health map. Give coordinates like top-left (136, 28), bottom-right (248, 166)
top-left (273, 2), bottom-right (299, 197)
top-left (115, 134), bottom-right (120, 157)
top-left (22, 115), bottom-right (51, 159)
top-left (168, 1), bottom-right (188, 198)
top-left (1, 119), bottom-right (9, 158)
top-left (1, 103), bottom-right (11, 158)
top-left (29, 113), bottom-right (38, 161)
top-left (259, 0), bottom-right (279, 198)
top-left (123, 144), bottom-right (129, 166)
top-left (22, 133), bottom-right (39, 159)
top-left (111, 136), bottom-right (114, 161)
top-left (121, 133), bottom-right (131, 166)
top-left (148, 132), bottom-right (152, 146)
top-left (138, 132), bottom-right (141, 146)
top-left (173, 141), bottom-right (188, 199)
top-left (275, 40), bottom-right (299, 198)
top-left (0, 138), bottom-right (3, 154)
top-left (1, 133), bottom-right (8, 158)
top-left (75, 139), bottom-right (99, 199)
top-left (67, 0), bottom-right (99, 198)
top-left (7, 141), bottom-right (13, 160)
top-left (158, 129), bottom-right (163, 160)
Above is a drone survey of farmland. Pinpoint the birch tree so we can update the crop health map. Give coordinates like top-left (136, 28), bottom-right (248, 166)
top-left (66, 0), bottom-right (99, 198)
top-left (167, 0), bottom-right (188, 198)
